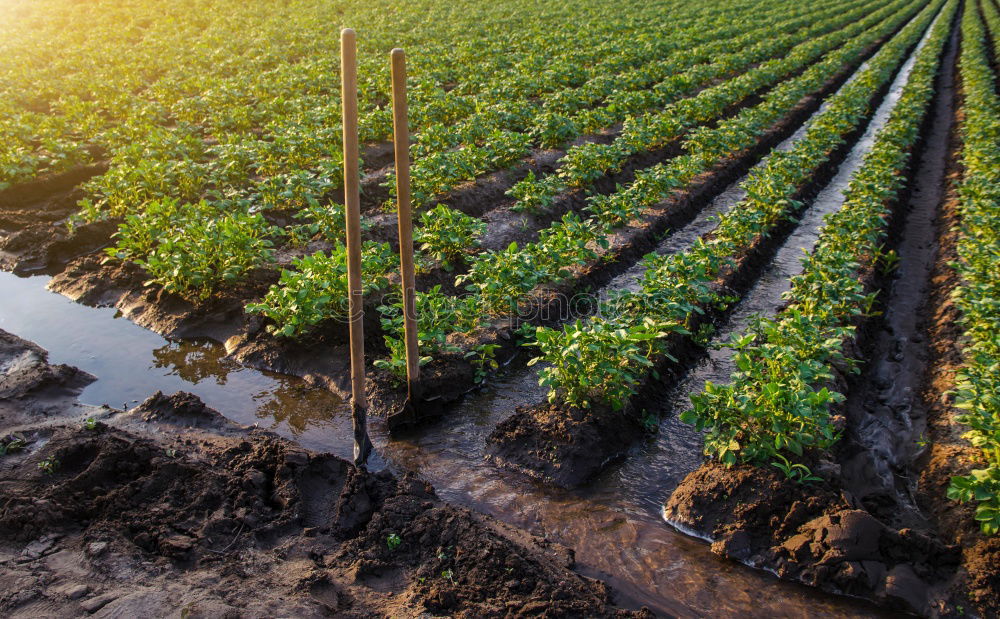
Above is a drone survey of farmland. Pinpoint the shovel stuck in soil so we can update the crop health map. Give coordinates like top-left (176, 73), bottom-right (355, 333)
top-left (352, 400), bottom-right (374, 466)
top-left (385, 47), bottom-right (424, 434)
top-left (342, 29), bottom-right (374, 468)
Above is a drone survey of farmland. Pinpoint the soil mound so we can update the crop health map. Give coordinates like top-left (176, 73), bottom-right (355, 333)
top-left (125, 390), bottom-right (246, 432)
top-left (487, 403), bottom-right (643, 489)
top-left (0, 394), bottom-right (645, 616)
top-left (664, 463), bottom-right (960, 615)
top-left (0, 330), bottom-right (93, 427)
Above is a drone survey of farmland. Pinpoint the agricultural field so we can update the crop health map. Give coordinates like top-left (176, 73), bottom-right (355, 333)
top-left (0, 0), bottom-right (998, 615)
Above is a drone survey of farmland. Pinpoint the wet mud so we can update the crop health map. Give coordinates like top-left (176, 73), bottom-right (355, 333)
top-left (0, 333), bottom-right (648, 618)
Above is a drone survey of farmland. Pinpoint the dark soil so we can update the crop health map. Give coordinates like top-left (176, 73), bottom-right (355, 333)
top-left (0, 163), bottom-right (111, 275)
top-left (912, 17), bottom-right (1000, 616)
top-left (0, 334), bottom-right (650, 618)
top-left (0, 330), bottom-right (94, 429)
top-left (487, 403), bottom-right (647, 489)
top-left (663, 464), bottom-right (960, 615)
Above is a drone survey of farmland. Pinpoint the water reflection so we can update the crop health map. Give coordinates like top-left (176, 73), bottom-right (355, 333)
top-left (252, 381), bottom-right (344, 435)
top-left (151, 340), bottom-right (240, 386)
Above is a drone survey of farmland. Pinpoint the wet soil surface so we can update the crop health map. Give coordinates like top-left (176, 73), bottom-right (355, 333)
top-left (664, 464), bottom-right (960, 615)
top-left (0, 332), bottom-right (649, 618)
top-left (0, 163), bottom-right (111, 277)
top-left (0, 330), bottom-right (95, 429)
top-left (0, 281), bottom-right (898, 618)
top-left (911, 15), bottom-right (1000, 616)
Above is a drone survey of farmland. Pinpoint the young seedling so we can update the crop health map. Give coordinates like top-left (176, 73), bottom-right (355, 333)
top-left (38, 457), bottom-right (60, 475)
top-left (84, 417), bottom-right (98, 431)
top-left (386, 533), bottom-right (402, 551)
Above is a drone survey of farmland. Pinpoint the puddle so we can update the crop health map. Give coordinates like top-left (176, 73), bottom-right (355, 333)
top-left (0, 270), bottom-right (355, 455)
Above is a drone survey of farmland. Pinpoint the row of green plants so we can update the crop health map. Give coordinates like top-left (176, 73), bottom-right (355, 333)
top-left (680, 0), bottom-right (956, 479)
top-left (104, 198), bottom-right (279, 299)
top-left (8, 0), bottom-right (795, 204)
top-left (46, 0), bottom-right (725, 297)
top-left (27, 0), bottom-right (840, 304)
top-left (241, 202), bottom-right (487, 338)
top-left (526, 0), bottom-right (942, 412)
top-left (359, 0), bottom-right (921, 380)
top-left (2, 0), bottom-right (721, 190)
top-left (502, 0), bottom-right (901, 215)
top-left (388, 0), bottom-right (867, 209)
top-left (460, 0), bottom-right (918, 307)
top-left (579, 0), bottom-right (919, 230)
top-left (946, 0), bottom-right (1000, 535)
top-left (242, 0), bottom-right (901, 349)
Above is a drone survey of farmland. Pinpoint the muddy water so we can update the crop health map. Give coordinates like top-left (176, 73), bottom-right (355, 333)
top-left (0, 271), bottom-right (359, 453)
top-left (386, 14), bottom-right (944, 618)
top-left (0, 284), bottom-right (882, 616)
top-left (839, 20), bottom-right (959, 530)
top-left (383, 366), bottom-right (886, 617)
top-left (381, 26), bottom-right (936, 616)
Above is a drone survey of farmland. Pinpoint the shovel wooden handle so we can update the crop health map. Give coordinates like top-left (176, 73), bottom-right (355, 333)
top-left (341, 28), bottom-right (370, 465)
top-left (391, 48), bottom-right (420, 400)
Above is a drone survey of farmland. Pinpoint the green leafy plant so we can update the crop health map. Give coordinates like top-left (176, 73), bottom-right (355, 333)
top-left (375, 286), bottom-right (478, 380)
top-left (771, 453), bottom-right (823, 483)
top-left (466, 343), bottom-right (501, 384)
top-left (247, 241), bottom-right (395, 338)
top-left (530, 318), bottom-right (680, 410)
top-left (106, 198), bottom-right (278, 300)
top-left (949, 470), bottom-right (1000, 536)
top-left (0, 437), bottom-right (27, 456)
top-left (946, 0), bottom-right (1000, 536)
top-left (415, 204), bottom-right (486, 271)
top-left (386, 533), bottom-right (402, 551)
top-left (38, 457), bottom-right (60, 474)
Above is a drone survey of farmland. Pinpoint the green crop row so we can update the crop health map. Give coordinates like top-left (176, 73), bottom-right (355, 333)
top-left (581, 0), bottom-right (917, 230)
top-left (459, 0), bottom-right (918, 311)
top-left (502, 0), bottom-right (896, 215)
top-left (362, 0), bottom-right (916, 381)
top-left (248, 0), bottom-right (889, 346)
top-left (368, 0), bottom-right (918, 380)
top-left (527, 0), bottom-right (942, 411)
top-left (54, 0), bottom-right (724, 298)
top-left (946, 0), bottom-right (1000, 536)
top-left (390, 0), bottom-right (863, 210)
top-left (681, 0), bottom-right (955, 481)
top-left (18, 0), bottom-right (827, 303)
top-left (1, 0), bottom-right (723, 190)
